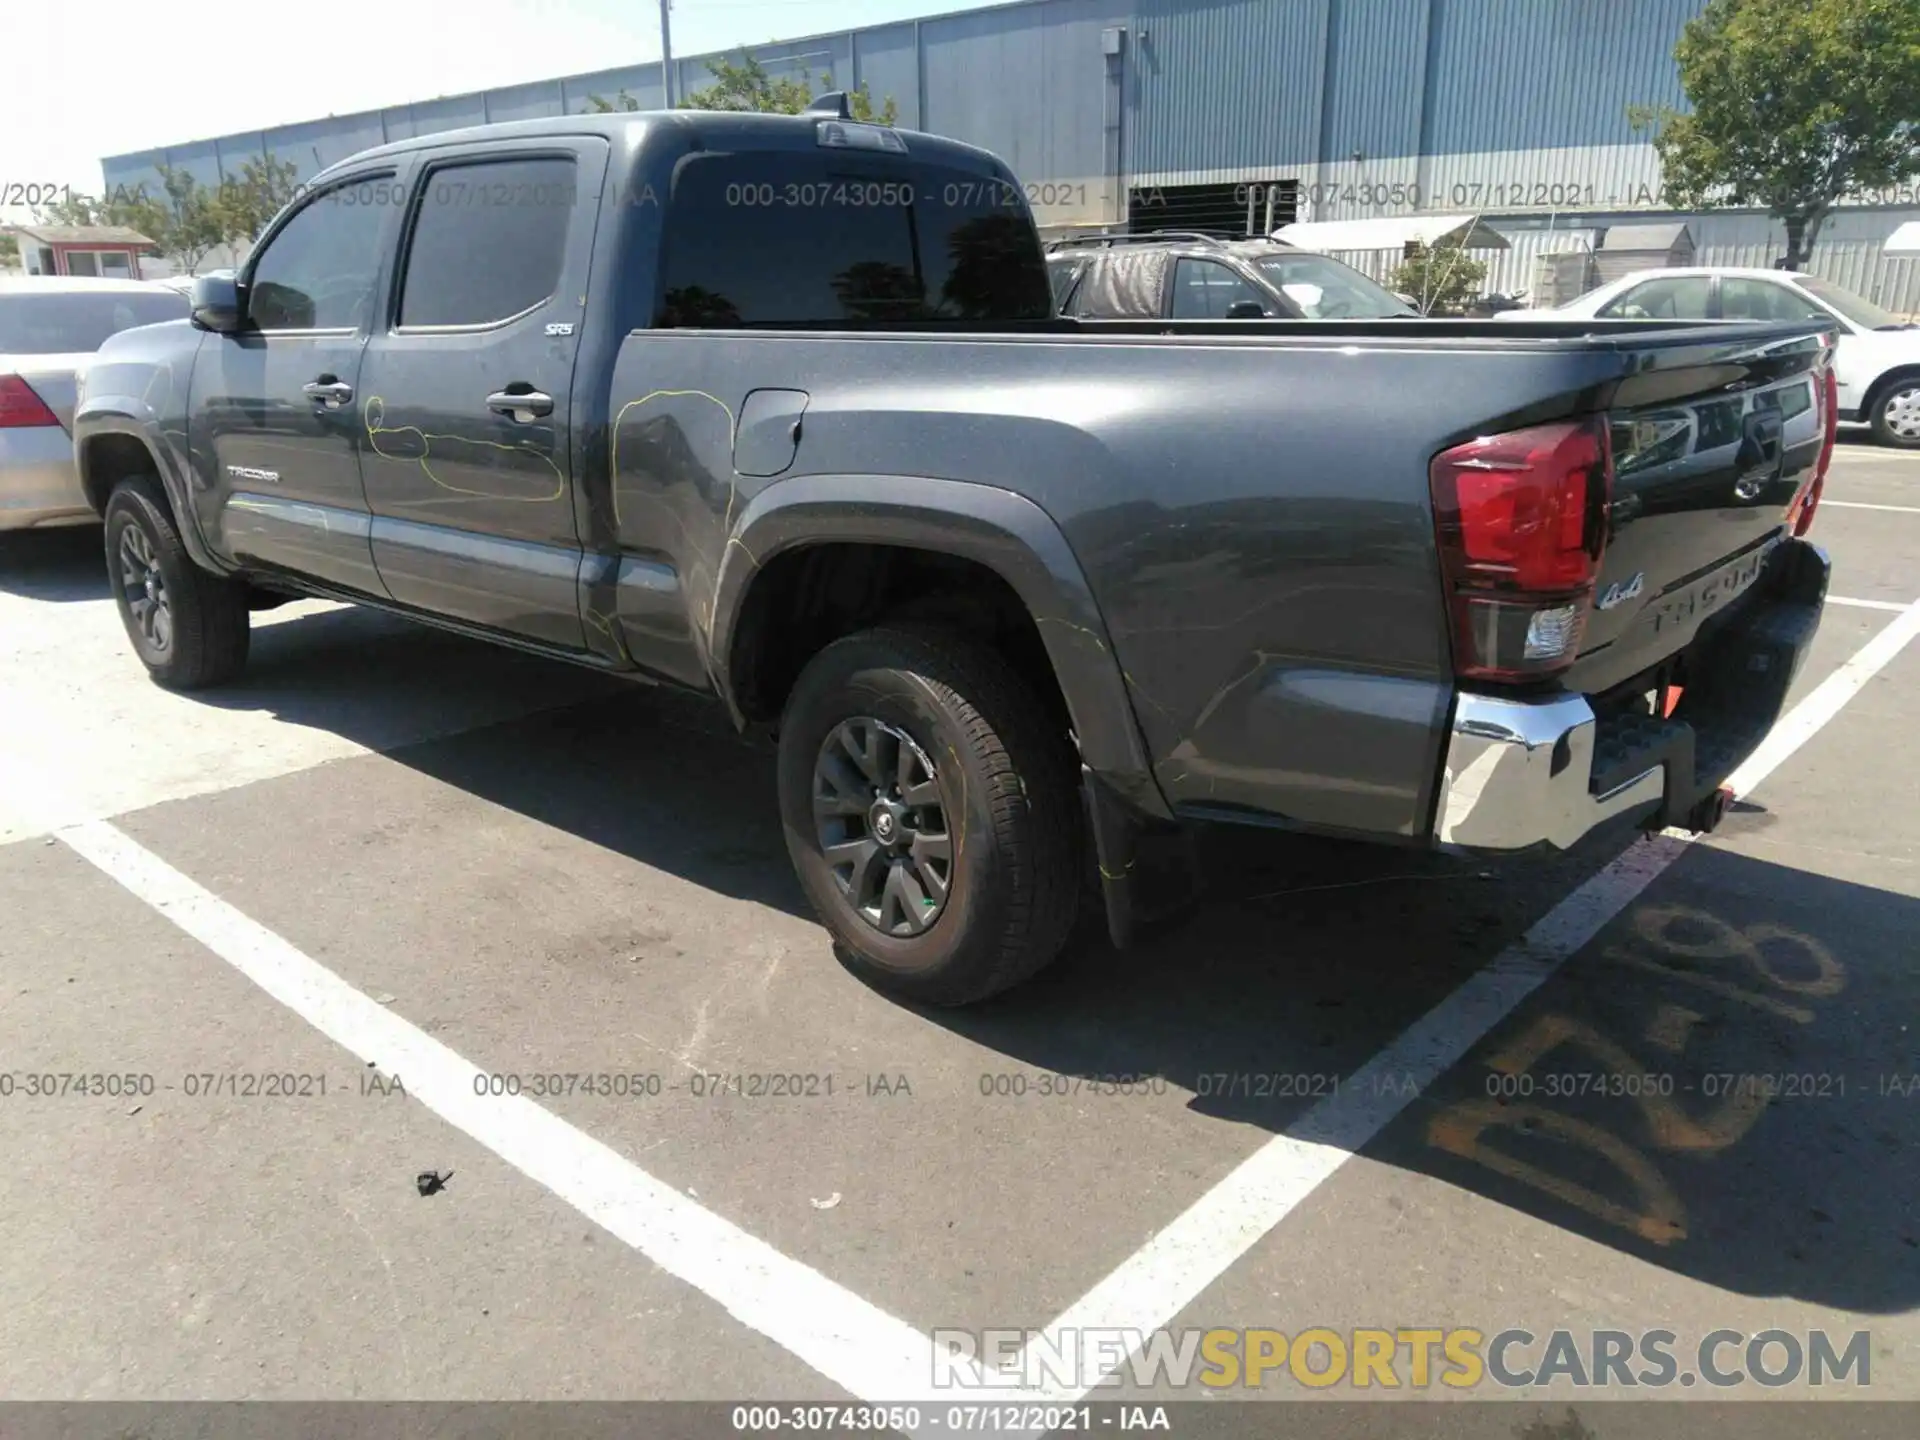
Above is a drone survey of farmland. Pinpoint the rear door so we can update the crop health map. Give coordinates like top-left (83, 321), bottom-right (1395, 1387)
top-left (190, 166), bottom-right (409, 593)
top-left (359, 140), bottom-right (605, 649)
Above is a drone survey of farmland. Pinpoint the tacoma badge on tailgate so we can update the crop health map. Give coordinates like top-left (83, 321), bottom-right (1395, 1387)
top-left (1649, 540), bottom-right (1777, 635)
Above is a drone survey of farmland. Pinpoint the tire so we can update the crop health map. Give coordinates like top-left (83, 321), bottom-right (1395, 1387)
top-left (776, 625), bottom-right (1082, 1006)
top-left (1869, 377), bottom-right (1920, 449)
top-left (103, 476), bottom-right (251, 689)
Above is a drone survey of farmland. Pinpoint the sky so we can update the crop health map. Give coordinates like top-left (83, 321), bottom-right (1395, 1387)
top-left (1, 0), bottom-right (971, 220)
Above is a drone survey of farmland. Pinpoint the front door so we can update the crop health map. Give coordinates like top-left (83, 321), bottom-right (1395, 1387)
top-left (188, 167), bottom-right (409, 594)
top-left (358, 142), bottom-right (605, 649)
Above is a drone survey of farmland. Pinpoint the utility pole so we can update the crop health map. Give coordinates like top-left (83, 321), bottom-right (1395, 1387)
top-left (659, 0), bottom-right (675, 107)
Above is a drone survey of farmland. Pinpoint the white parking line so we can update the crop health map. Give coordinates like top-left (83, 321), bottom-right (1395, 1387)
top-left (8, 598), bottom-right (1917, 1417)
top-left (1823, 501), bottom-right (1920, 514)
top-left (28, 808), bottom-right (989, 1406)
top-left (1832, 440), bottom-right (1920, 459)
top-left (1015, 595), bottom-right (1920, 1401)
top-left (1828, 595), bottom-right (1911, 612)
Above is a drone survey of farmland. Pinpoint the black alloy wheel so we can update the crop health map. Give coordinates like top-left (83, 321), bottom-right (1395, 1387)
top-left (812, 716), bottom-right (955, 938)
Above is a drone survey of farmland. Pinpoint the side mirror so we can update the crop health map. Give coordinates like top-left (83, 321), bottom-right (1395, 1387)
top-left (1223, 299), bottom-right (1266, 319)
top-left (190, 274), bottom-right (245, 333)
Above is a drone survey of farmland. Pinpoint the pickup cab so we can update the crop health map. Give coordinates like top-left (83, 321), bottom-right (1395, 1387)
top-left (72, 102), bottom-right (1839, 1005)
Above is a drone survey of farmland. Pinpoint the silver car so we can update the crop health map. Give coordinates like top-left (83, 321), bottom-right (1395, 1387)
top-left (1, 277), bottom-right (191, 531)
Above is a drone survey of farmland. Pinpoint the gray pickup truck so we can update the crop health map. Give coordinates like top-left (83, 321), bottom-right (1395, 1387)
top-left (72, 102), bottom-right (1838, 1005)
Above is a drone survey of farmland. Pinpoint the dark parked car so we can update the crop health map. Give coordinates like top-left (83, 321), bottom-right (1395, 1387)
top-left (73, 103), bottom-right (1838, 1005)
top-left (1045, 231), bottom-right (1418, 320)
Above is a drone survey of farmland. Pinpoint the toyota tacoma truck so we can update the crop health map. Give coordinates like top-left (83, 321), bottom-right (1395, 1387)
top-left (72, 102), bottom-right (1838, 1005)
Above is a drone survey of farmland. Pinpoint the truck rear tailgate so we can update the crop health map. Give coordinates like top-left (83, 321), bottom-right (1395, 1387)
top-left (1563, 324), bottom-right (1834, 697)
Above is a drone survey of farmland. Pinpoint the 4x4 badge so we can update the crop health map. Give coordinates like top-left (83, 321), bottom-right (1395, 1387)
top-left (1596, 572), bottom-right (1645, 610)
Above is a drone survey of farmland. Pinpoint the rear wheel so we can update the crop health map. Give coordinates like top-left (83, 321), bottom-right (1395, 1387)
top-left (104, 476), bottom-right (250, 689)
top-left (1870, 378), bottom-right (1920, 449)
top-left (776, 625), bottom-right (1082, 1005)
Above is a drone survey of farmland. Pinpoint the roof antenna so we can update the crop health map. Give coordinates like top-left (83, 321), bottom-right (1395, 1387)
top-left (807, 91), bottom-right (852, 118)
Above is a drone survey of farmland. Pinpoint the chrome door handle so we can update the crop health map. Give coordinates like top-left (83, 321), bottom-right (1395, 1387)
top-left (303, 379), bottom-right (354, 408)
top-left (486, 389), bottom-right (554, 420)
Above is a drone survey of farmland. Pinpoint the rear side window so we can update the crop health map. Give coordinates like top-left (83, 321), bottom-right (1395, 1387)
top-left (1719, 278), bottom-right (1829, 323)
top-left (1066, 250), bottom-right (1169, 319)
top-left (1599, 276), bottom-right (1710, 320)
top-left (1047, 258), bottom-right (1086, 312)
top-left (399, 156), bottom-right (577, 328)
top-left (0, 289), bottom-right (188, 353)
top-left (654, 153), bottom-right (1051, 325)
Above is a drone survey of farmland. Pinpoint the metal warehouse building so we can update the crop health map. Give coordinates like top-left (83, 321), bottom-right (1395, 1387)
top-left (101, 0), bottom-right (1920, 310)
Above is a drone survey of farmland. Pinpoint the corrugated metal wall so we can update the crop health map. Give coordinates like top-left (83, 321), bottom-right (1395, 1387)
top-left (95, 0), bottom-right (1920, 308)
top-left (1423, 0), bottom-right (1692, 157)
top-left (100, 0), bottom-right (1703, 201)
top-left (102, 0), bottom-right (1125, 229)
top-left (851, 24), bottom-right (924, 130)
top-left (921, 0), bottom-right (1118, 215)
top-left (1124, 0), bottom-right (1700, 186)
top-left (1320, 0), bottom-right (1430, 165)
top-left (1126, 0), bottom-right (1330, 181)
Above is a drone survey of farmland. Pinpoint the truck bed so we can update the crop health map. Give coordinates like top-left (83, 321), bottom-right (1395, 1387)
top-left (601, 316), bottom-right (1831, 843)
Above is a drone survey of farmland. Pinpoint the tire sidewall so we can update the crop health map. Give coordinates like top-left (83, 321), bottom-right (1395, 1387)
top-left (1874, 381), bottom-right (1920, 449)
top-left (104, 488), bottom-right (179, 673)
top-left (777, 644), bottom-right (1014, 986)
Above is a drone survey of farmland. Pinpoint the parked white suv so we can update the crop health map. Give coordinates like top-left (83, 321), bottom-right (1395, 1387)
top-left (1500, 267), bottom-right (1920, 447)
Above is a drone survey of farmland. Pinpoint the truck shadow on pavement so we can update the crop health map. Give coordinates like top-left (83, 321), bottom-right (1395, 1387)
top-left (166, 600), bottom-right (1920, 1317)
top-left (947, 826), bottom-right (1920, 1317)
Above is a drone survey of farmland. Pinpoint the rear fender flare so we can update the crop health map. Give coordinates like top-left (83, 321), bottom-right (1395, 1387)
top-left (710, 472), bottom-right (1170, 819)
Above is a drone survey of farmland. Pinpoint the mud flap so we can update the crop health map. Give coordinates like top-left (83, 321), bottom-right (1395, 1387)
top-left (1081, 767), bottom-right (1203, 950)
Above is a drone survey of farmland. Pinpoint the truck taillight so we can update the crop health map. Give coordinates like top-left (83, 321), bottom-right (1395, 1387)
top-left (1429, 415), bottom-right (1612, 682)
top-left (0, 375), bottom-right (60, 429)
top-left (1788, 366), bottom-right (1838, 538)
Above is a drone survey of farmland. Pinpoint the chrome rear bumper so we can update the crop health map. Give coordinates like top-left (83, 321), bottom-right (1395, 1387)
top-left (1433, 538), bottom-right (1829, 852)
top-left (1434, 693), bottom-right (1664, 850)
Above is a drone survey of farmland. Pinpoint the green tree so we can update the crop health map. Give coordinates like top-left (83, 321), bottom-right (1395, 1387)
top-left (587, 52), bottom-right (898, 124)
top-left (0, 231), bottom-right (18, 268)
top-left (213, 154), bottom-right (302, 257)
top-left (1391, 241), bottom-right (1488, 316)
top-left (147, 165), bottom-right (226, 275)
top-left (584, 90), bottom-right (643, 113)
top-left (1630, 0), bottom-right (1920, 270)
